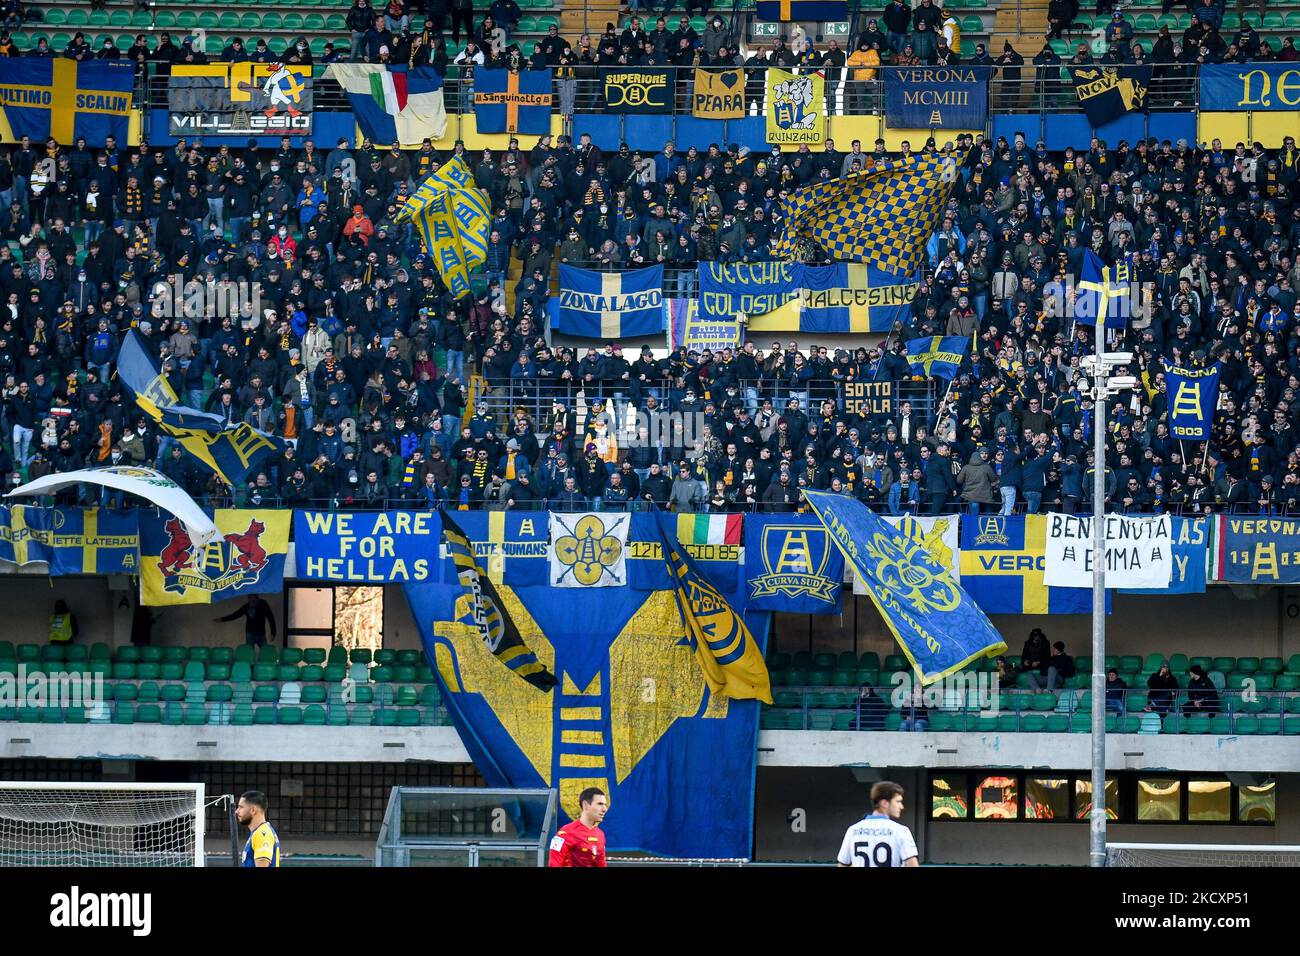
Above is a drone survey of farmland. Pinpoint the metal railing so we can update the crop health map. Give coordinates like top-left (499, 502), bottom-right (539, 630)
top-left (765, 685), bottom-right (1300, 734)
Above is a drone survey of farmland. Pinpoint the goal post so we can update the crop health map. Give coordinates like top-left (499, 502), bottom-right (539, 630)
top-left (1105, 842), bottom-right (1300, 867)
top-left (0, 782), bottom-right (206, 867)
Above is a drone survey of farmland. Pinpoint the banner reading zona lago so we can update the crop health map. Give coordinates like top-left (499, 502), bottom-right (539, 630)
top-left (295, 510), bottom-right (443, 582)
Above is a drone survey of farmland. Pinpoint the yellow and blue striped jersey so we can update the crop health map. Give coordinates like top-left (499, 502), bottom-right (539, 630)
top-left (242, 821), bottom-right (281, 868)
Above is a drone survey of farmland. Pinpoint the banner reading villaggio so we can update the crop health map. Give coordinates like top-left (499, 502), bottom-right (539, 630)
top-left (294, 510), bottom-right (443, 582)
top-left (603, 68), bottom-right (672, 113)
top-left (883, 66), bottom-right (989, 129)
top-left (169, 63), bottom-right (313, 136)
top-left (1201, 64), bottom-right (1300, 111)
top-left (766, 68), bottom-right (825, 145)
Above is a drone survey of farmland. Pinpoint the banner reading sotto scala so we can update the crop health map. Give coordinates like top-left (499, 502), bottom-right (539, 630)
top-left (552, 264), bottom-right (665, 338)
top-left (169, 63), bottom-right (313, 136)
top-left (405, 575), bottom-right (768, 858)
top-left (139, 510), bottom-right (290, 606)
top-left (0, 59), bottom-right (132, 146)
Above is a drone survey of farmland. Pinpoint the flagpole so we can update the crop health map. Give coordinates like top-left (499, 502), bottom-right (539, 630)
top-left (1089, 310), bottom-right (1107, 869)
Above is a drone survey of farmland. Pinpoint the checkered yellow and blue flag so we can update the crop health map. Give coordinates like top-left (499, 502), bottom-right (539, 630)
top-left (397, 155), bottom-right (490, 300)
top-left (771, 151), bottom-right (961, 277)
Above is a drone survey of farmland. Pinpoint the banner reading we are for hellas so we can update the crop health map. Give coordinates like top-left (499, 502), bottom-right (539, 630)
top-left (294, 510), bottom-right (442, 582)
top-left (139, 510), bottom-right (290, 606)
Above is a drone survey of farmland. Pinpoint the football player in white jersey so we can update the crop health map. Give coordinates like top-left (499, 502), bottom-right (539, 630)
top-left (836, 781), bottom-right (919, 867)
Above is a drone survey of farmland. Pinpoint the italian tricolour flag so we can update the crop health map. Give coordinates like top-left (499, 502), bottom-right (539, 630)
top-left (675, 514), bottom-right (743, 546)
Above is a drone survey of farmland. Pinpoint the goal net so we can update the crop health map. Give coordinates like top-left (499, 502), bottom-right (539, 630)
top-left (1106, 842), bottom-right (1300, 867)
top-left (0, 783), bottom-right (205, 867)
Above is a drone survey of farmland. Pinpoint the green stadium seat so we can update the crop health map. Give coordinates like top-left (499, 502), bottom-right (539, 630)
top-left (1262, 11), bottom-right (1284, 29)
top-left (371, 666), bottom-right (395, 683)
top-left (396, 686), bottom-right (419, 706)
top-left (253, 706), bottom-right (276, 725)
top-left (1261, 657), bottom-right (1284, 675)
top-left (327, 705), bottom-right (349, 726)
top-left (114, 683), bottom-right (138, 702)
top-left (302, 647), bottom-right (326, 665)
top-left (785, 669), bottom-right (807, 686)
top-left (301, 704), bottom-right (325, 725)
top-left (140, 647), bottom-right (162, 663)
top-left (1212, 656), bottom-right (1236, 673)
top-left (1070, 713), bottom-right (1090, 733)
top-left (1032, 692), bottom-right (1056, 711)
top-left (182, 705), bottom-right (207, 726)
top-left (231, 703), bottom-right (254, 726)
top-left (109, 9), bottom-right (131, 26)
top-left (350, 648), bottom-right (372, 664)
top-left (159, 683), bottom-right (185, 702)
top-left (161, 647), bottom-right (185, 663)
top-left (1276, 674), bottom-right (1299, 692)
top-left (207, 647), bottom-right (233, 665)
top-left (262, 12), bottom-right (284, 30)
top-left (234, 646), bottom-right (256, 663)
top-left (187, 647), bottom-right (210, 663)
top-left (278, 706), bottom-right (303, 725)
top-left (1021, 714), bottom-right (1047, 732)
top-left (18, 644), bottom-right (42, 661)
top-left (1235, 657), bottom-right (1260, 674)
top-left (113, 704), bottom-right (135, 724)
top-left (39, 706), bottom-right (63, 723)
top-left (136, 662), bottom-right (160, 680)
top-left (1210, 715), bottom-right (1233, 734)
top-left (280, 648), bottom-right (303, 665)
top-left (829, 669), bottom-right (854, 687)
top-left (277, 664), bottom-right (300, 682)
top-left (176, 11), bottom-right (198, 28)
top-left (63, 646), bottom-right (88, 663)
top-left (135, 703), bottom-right (162, 723)
top-left (1234, 715), bottom-right (1259, 735)
top-left (349, 704), bottom-right (374, 726)
top-left (252, 663), bottom-right (276, 682)
top-left (301, 685), bottom-right (327, 704)
top-left (253, 685), bottom-right (278, 703)
top-left (1259, 715), bottom-right (1283, 735)
top-left (136, 681), bottom-right (161, 703)
top-left (326, 646), bottom-right (348, 665)
top-left (1125, 692), bottom-right (1148, 712)
top-left (324, 664), bottom-right (347, 683)
top-left (376, 708), bottom-right (399, 726)
top-left (182, 661), bottom-right (205, 681)
top-left (396, 649), bottom-right (421, 665)
top-left (300, 664), bottom-right (324, 682)
top-left (305, 13), bottom-right (328, 31)
top-left (395, 665), bottom-right (417, 682)
top-left (206, 664), bottom-right (230, 681)
top-left (155, 10), bottom-right (176, 28)
top-left (207, 683), bottom-right (234, 702)
top-left (396, 708), bottom-right (421, 727)
top-left (66, 10), bottom-right (87, 27)
top-left (373, 649), bottom-right (397, 665)
top-left (258, 646), bottom-right (279, 663)
top-left (1285, 11), bottom-right (1300, 30)
top-left (1285, 717), bottom-right (1300, 735)
top-left (353, 685), bottom-right (374, 704)
top-left (419, 685), bottom-right (441, 706)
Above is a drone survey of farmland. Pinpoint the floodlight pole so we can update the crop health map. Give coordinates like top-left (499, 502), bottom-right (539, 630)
top-left (1089, 316), bottom-right (1107, 869)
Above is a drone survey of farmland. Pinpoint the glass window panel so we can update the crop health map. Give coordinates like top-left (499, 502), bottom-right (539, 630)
top-left (335, 586), bottom-right (385, 651)
top-left (1024, 777), bottom-right (1069, 820)
top-left (1137, 777), bottom-right (1182, 822)
top-left (1186, 779), bottom-right (1231, 822)
top-left (1074, 777), bottom-right (1119, 820)
top-left (1238, 781), bottom-right (1276, 824)
top-left (974, 775), bottom-right (1018, 820)
top-left (288, 587), bottom-right (332, 630)
top-left (930, 775), bottom-right (968, 819)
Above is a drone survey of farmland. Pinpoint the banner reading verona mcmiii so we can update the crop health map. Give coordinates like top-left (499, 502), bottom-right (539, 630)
top-left (883, 66), bottom-right (990, 130)
top-left (1042, 514), bottom-right (1173, 590)
top-left (294, 510), bottom-right (443, 582)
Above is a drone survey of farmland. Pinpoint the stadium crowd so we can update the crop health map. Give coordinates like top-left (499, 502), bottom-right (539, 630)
top-left (0, 5), bottom-right (1293, 517)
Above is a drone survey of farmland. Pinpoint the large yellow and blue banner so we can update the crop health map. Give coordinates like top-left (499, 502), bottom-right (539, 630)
top-left (1166, 366), bottom-right (1219, 440)
top-left (959, 514), bottom-right (1104, 614)
top-left (883, 65), bottom-right (990, 130)
top-left (139, 509), bottom-right (290, 606)
top-left (700, 261), bottom-right (915, 333)
top-left (0, 506), bottom-right (138, 575)
top-left (756, 0), bottom-right (847, 19)
top-left (744, 513), bottom-right (843, 614)
top-left (473, 69), bottom-right (553, 135)
top-left (168, 63), bottom-right (313, 136)
top-left (294, 510), bottom-right (443, 582)
top-left (0, 59), bottom-right (132, 146)
top-left (1200, 64), bottom-right (1300, 111)
top-left (117, 330), bottom-right (286, 487)
top-left (1213, 516), bottom-right (1300, 585)
top-left (552, 264), bottom-right (665, 338)
top-left (804, 490), bottom-right (1005, 683)
top-left (406, 575), bottom-right (767, 857)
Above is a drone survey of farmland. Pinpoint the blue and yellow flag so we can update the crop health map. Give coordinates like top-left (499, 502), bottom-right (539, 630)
top-left (658, 520), bottom-right (772, 703)
top-left (551, 264), bottom-right (665, 338)
top-left (117, 330), bottom-right (286, 487)
top-left (440, 512), bottom-right (557, 691)
top-left (959, 514), bottom-right (1107, 614)
top-left (1076, 249), bottom-right (1134, 328)
top-left (0, 506), bottom-right (138, 575)
top-left (756, 0), bottom-right (847, 19)
top-left (905, 335), bottom-right (969, 380)
top-left (1166, 365), bottom-right (1219, 441)
top-left (0, 59), bottom-right (133, 146)
top-left (771, 152), bottom-right (961, 277)
top-left (139, 509), bottom-right (290, 606)
top-left (804, 490), bottom-right (1006, 683)
top-left (396, 156), bottom-right (489, 300)
top-left (473, 69), bottom-right (553, 135)
top-left (744, 513), bottom-right (843, 614)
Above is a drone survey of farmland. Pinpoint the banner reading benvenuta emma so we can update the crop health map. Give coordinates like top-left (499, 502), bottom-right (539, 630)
top-left (1043, 513), bottom-right (1173, 589)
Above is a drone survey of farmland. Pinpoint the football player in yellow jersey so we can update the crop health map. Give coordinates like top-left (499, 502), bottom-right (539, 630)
top-left (236, 791), bottom-right (281, 868)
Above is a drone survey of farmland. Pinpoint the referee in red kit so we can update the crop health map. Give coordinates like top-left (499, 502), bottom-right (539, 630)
top-left (547, 787), bottom-right (608, 867)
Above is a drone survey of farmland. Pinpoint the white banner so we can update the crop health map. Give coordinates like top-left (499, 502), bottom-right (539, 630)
top-left (852, 514), bottom-right (961, 594)
top-left (1043, 513), bottom-right (1173, 589)
top-left (548, 512), bottom-right (630, 588)
top-left (8, 465), bottom-right (218, 548)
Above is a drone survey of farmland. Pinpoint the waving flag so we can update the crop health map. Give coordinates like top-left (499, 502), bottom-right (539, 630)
top-left (905, 335), bottom-right (969, 380)
top-left (1075, 249), bottom-right (1135, 327)
top-left (327, 64), bottom-right (447, 144)
top-left (397, 156), bottom-right (489, 299)
top-left (1166, 365), bottom-right (1219, 440)
top-left (804, 490), bottom-right (1006, 683)
top-left (473, 69), bottom-right (553, 135)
